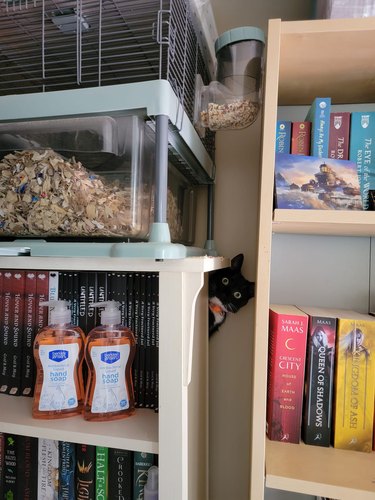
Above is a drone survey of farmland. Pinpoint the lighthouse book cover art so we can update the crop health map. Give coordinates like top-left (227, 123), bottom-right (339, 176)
top-left (274, 153), bottom-right (362, 210)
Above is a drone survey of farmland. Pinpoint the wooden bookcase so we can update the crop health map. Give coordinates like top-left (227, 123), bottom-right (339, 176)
top-left (0, 255), bottom-right (227, 500)
top-left (250, 17), bottom-right (375, 500)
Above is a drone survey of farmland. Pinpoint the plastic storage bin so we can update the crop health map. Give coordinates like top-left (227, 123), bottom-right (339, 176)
top-left (0, 115), bottom-right (196, 244)
top-left (195, 26), bottom-right (265, 131)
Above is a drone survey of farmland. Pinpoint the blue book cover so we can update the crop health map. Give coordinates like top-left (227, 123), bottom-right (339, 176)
top-left (274, 153), bottom-right (362, 210)
top-left (349, 111), bottom-right (375, 210)
top-left (305, 97), bottom-right (331, 158)
top-left (275, 120), bottom-right (291, 153)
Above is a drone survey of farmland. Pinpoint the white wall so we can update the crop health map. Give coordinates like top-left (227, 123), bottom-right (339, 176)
top-left (207, 1), bottom-right (316, 499)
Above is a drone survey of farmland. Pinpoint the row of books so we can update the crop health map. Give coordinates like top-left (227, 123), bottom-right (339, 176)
top-left (266, 304), bottom-right (375, 452)
top-left (0, 432), bottom-right (157, 499)
top-left (0, 269), bottom-right (159, 410)
top-left (275, 98), bottom-right (375, 210)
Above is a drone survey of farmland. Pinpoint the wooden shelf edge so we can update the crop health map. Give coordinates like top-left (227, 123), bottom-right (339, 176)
top-left (273, 209), bottom-right (375, 236)
top-left (0, 395), bottom-right (159, 454)
top-left (266, 438), bottom-right (375, 500)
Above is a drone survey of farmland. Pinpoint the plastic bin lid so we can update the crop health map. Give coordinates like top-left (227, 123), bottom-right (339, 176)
top-left (215, 26), bottom-right (265, 54)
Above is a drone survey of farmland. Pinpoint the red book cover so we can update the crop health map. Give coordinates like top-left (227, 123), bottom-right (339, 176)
top-left (329, 112), bottom-right (351, 160)
top-left (35, 271), bottom-right (49, 333)
top-left (266, 304), bottom-right (308, 443)
top-left (21, 271), bottom-right (37, 396)
top-left (291, 121), bottom-right (311, 156)
top-left (0, 271), bottom-right (25, 395)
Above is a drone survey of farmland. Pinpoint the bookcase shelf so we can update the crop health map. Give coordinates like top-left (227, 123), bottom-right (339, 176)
top-left (250, 16), bottom-right (375, 500)
top-left (0, 254), bottom-right (228, 499)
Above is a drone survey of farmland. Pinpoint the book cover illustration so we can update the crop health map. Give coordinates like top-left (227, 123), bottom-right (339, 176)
top-left (266, 304), bottom-right (308, 444)
top-left (305, 96), bottom-right (331, 158)
top-left (275, 120), bottom-right (291, 154)
top-left (300, 308), bottom-right (336, 447)
top-left (333, 314), bottom-right (375, 452)
top-left (274, 153), bottom-right (362, 210)
top-left (37, 438), bottom-right (59, 500)
top-left (349, 111), bottom-right (375, 210)
top-left (329, 111), bottom-right (351, 160)
top-left (291, 121), bottom-right (311, 156)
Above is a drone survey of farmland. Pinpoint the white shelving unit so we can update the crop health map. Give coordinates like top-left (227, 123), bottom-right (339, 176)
top-left (0, 255), bottom-right (228, 500)
top-left (250, 17), bottom-right (375, 500)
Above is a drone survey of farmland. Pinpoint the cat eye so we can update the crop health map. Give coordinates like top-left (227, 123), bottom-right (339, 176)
top-left (222, 277), bottom-right (229, 285)
top-left (234, 292), bottom-right (242, 299)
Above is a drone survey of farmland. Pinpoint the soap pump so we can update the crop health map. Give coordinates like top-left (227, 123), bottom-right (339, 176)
top-left (32, 300), bottom-right (86, 419)
top-left (83, 301), bottom-right (136, 421)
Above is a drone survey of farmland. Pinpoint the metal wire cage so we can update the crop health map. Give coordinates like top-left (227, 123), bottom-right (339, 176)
top-left (0, 0), bottom-right (213, 129)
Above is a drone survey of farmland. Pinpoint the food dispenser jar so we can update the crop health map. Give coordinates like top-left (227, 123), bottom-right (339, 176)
top-left (195, 26), bottom-right (265, 131)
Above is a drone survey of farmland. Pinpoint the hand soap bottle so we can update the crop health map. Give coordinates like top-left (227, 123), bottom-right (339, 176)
top-left (33, 300), bottom-right (85, 419)
top-left (83, 301), bottom-right (136, 421)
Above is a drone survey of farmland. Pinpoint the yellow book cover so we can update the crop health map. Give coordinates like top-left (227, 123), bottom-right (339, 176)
top-left (333, 313), bottom-right (375, 452)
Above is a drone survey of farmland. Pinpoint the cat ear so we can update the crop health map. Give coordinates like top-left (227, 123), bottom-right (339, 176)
top-left (231, 253), bottom-right (244, 271)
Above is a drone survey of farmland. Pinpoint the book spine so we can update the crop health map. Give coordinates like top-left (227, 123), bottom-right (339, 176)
top-left (333, 317), bottom-right (375, 451)
top-left (36, 271), bottom-right (49, 332)
top-left (96, 446), bottom-right (108, 500)
top-left (76, 443), bottom-right (96, 500)
top-left (17, 435), bottom-right (38, 500)
top-left (108, 448), bottom-right (133, 500)
top-left (138, 272), bottom-right (147, 408)
top-left (0, 432), bottom-right (4, 500)
top-left (266, 306), bottom-right (308, 443)
top-left (291, 121), bottom-right (311, 155)
top-left (4, 434), bottom-right (18, 497)
top-left (133, 451), bottom-right (155, 500)
top-left (302, 315), bottom-right (336, 447)
top-left (145, 273), bottom-right (152, 408)
top-left (48, 271), bottom-right (59, 303)
top-left (58, 441), bottom-right (76, 500)
top-left (153, 274), bottom-right (159, 411)
top-left (349, 111), bottom-right (375, 210)
top-left (78, 272), bottom-right (89, 333)
top-left (275, 120), bottom-right (291, 153)
top-left (38, 438), bottom-right (59, 500)
top-left (0, 272), bottom-right (12, 395)
top-left (22, 271), bottom-right (37, 396)
top-left (329, 111), bottom-right (351, 160)
top-left (86, 272), bottom-right (97, 333)
top-left (305, 97), bottom-right (331, 158)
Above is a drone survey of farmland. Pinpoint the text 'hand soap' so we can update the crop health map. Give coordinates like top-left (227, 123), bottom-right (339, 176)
top-left (32, 300), bottom-right (86, 419)
top-left (83, 301), bottom-right (136, 421)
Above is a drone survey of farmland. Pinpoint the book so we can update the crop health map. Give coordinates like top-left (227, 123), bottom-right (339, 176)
top-left (305, 97), bottom-right (331, 158)
top-left (59, 441), bottom-right (76, 500)
top-left (332, 310), bottom-right (375, 452)
top-left (3, 434), bottom-right (18, 498)
top-left (274, 153), bottom-right (362, 210)
top-left (329, 111), bottom-right (351, 160)
top-left (0, 432), bottom-right (4, 500)
top-left (108, 448), bottom-right (133, 500)
top-left (0, 270), bottom-right (25, 395)
top-left (298, 306), bottom-right (337, 447)
top-left (291, 121), bottom-right (311, 156)
top-left (96, 446), bottom-right (108, 500)
top-left (76, 443), bottom-right (96, 500)
top-left (275, 120), bottom-right (291, 154)
top-left (36, 271), bottom-right (50, 332)
top-left (133, 451), bottom-right (155, 500)
top-left (266, 304), bottom-right (308, 443)
top-left (349, 111), bottom-right (375, 209)
top-left (22, 271), bottom-right (37, 396)
top-left (17, 435), bottom-right (38, 500)
top-left (38, 438), bottom-right (59, 499)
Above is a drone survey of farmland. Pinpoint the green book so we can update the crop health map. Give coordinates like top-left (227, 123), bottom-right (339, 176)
top-left (133, 451), bottom-right (156, 500)
top-left (95, 446), bottom-right (108, 500)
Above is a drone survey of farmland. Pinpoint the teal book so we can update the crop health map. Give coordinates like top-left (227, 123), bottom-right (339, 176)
top-left (305, 97), bottom-right (331, 158)
top-left (349, 111), bottom-right (375, 210)
top-left (275, 120), bottom-right (291, 153)
top-left (96, 446), bottom-right (108, 500)
top-left (133, 451), bottom-right (156, 500)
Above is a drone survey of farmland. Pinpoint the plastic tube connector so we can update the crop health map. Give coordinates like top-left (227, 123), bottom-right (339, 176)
top-left (91, 301), bottom-right (121, 325)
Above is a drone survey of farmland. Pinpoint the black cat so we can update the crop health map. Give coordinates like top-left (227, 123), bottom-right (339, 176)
top-left (208, 253), bottom-right (255, 336)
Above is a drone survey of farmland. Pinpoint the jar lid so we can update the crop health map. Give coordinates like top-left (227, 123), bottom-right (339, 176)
top-left (215, 26), bottom-right (265, 54)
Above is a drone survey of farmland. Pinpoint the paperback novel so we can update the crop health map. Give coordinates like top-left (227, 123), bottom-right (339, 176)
top-left (266, 304), bottom-right (308, 444)
top-left (298, 306), bottom-right (337, 447)
top-left (305, 97), bottom-right (331, 158)
top-left (274, 153), bottom-right (362, 210)
top-left (333, 311), bottom-right (375, 452)
top-left (108, 448), bottom-right (133, 500)
top-left (276, 120), bottom-right (291, 154)
top-left (76, 443), bottom-right (96, 500)
top-left (291, 121), bottom-right (311, 156)
top-left (329, 111), bottom-right (351, 160)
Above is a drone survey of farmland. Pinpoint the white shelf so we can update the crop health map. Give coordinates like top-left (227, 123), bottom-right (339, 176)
top-left (273, 209), bottom-right (375, 236)
top-left (266, 439), bottom-right (375, 500)
top-left (0, 394), bottom-right (158, 453)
